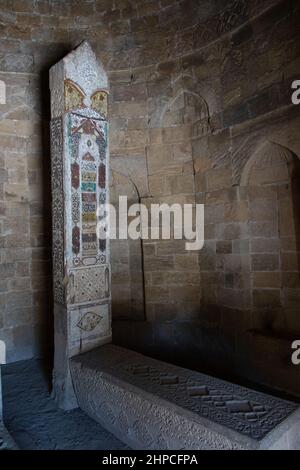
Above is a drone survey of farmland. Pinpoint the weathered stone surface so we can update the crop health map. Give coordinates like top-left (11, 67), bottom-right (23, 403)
top-left (251, 254), bottom-right (279, 272)
top-left (71, 345), bottom-right (300, 450)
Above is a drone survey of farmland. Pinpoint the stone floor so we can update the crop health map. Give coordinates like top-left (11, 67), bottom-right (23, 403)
top-left (1, 359), bottom-right (128, 450)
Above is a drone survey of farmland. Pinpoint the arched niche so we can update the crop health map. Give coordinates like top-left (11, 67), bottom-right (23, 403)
top-left (110, 170), bottom-right (145, 321)
top-left (241, 141), bottom-right (300, 332)
top-left (240, 141), bottom-right (300, 187)
top-left (161, 89), bottom-right (210, 138)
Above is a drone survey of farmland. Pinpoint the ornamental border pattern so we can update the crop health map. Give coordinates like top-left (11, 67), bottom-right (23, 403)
top-left (51, 117), bottom-right (65, 305)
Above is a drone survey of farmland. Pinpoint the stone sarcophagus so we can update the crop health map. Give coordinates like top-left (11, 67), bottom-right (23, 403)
top-left (49, 41), bottom-right (111, 409)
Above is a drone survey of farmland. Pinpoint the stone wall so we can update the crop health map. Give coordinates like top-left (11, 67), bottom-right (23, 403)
top-left (0, 0), bottom-right (300, 395)
top-left (110, 170), bottom-right (145, 320)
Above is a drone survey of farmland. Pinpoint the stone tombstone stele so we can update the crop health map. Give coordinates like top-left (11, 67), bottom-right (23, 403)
top-left (0, 341), bottom-right (5, 366)
top-left (0, 340), bottom-right (5, 423)
top-left (0, 80), bottom-right (5, 105)
top-left (49, 41), bottom-right (111, 409)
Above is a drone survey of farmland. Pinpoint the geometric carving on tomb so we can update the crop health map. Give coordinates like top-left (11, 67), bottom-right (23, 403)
top-left (122, 357), bottom-right (297, 440)
top-left (70, 345), bottom-right (300, 449)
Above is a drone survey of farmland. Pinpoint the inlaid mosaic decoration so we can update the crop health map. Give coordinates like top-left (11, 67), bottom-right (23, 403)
top-left (50, 41), bottom-right (111, 407)
top-left (51, 118), bottom-right (65, 305)
top-left (69, 112), bottom-right (108, 268)
top-left (64, 79), bottom-right (108, 119)
top-left (71, 265), bottom-right (109, 304)
top-left (50, 41), bottom-right (110, 309)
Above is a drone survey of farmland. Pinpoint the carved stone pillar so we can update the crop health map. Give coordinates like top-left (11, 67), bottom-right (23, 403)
top-left (49, 41), bottom-right (111, 409)
top-left (0, 340), bottom-right (5, 428)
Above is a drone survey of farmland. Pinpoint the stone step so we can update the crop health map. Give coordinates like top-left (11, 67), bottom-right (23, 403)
top-left (70, 344), bottom-right (300, 450)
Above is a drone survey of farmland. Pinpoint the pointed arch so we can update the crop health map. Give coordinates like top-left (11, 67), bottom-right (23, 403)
top-left (159, 89), bottom-right (210, 136)
top-left (238, 140), bottom-right (300, 333)
top-left (240, 141), bottom-right (300, 187)
top-left (110, 170), bottom-right (145, 322)
top-left (110, 169), bottom-right (140, 204)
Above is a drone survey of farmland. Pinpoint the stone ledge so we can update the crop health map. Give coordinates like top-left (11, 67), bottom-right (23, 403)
top-left (70, 344), bottom-right (300, 450)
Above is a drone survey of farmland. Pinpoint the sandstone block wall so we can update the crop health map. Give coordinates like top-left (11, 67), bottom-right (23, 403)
top-left (0, 0), bottom-right (299, 397)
